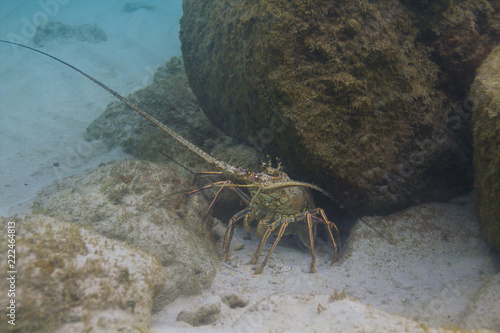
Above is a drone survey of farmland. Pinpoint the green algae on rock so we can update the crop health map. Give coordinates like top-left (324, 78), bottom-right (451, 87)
top-left (0, 215), bottom-right (166, 333)
top-left (179, 0), bottom-right (498, 215)
top-left (32, 159), bottom-right (220, 306)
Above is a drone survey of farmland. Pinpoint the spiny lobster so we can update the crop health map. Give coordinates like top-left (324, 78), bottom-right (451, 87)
top-left (0, 40), bottom-right (340, 274)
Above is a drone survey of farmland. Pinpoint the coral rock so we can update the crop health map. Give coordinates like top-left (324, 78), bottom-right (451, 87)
top-left (32, 159), bottom-right (220, 307)
top-left (0, 215), bottom-right (166, 333)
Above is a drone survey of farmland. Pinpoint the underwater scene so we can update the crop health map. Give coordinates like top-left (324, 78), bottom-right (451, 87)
top-left (0, 0), bottom-right (499, 332)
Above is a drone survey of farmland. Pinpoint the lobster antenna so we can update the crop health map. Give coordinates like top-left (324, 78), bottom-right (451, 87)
top-left (0, 40), bottom-right (240, 174)
top-left (160, 150), bottom-right (199, 177)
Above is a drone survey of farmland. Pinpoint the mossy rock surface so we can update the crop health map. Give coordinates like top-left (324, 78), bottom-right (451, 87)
top-left (471, 45), bottom-right (500, 253)
top-left (0, 214), bottom-right (166, 333)
top-left (180, 0), bottom-right (498, 214)
top-left (32, 159), bottom-right (220, 307)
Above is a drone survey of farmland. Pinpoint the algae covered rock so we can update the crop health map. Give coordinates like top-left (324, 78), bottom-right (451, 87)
top-left (471, 45), bottom-right (500, 253)
top-left (176, 302), bottom-right (221, 326)
top-left (33, 21), bottom-right (107, 46)
top-left (33, 159), bottom-right (220, 306)
top-left (180, 0), bottom-right (498, 214)
top-left (0, 214), bottom-right (166, 333)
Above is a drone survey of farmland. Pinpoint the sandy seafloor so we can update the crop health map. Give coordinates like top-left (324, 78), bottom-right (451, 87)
top-left (0, 0), bottom-right (182, 216)
top-left (1, 1), bottom-right (499, 332)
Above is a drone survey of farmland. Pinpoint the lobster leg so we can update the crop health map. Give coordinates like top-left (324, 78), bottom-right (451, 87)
top-left (310, 208), bottom-right (340, 263)
top-left (223, 207), bottom-right (252, 262)
top-left (254, 219), bottom-right (290, 275)
top-left (306, 213), bottom-right (317, 273)
top-left (174, 179), bottom-right (252, 236)
top-left (190, 171), bottom-right (225, 185)
top-left (243, 214), bottom-right (252, 237)
top-left (175, 181), bottom-right (230, 209)
top-left (249, 217), bottom-right (277, 265)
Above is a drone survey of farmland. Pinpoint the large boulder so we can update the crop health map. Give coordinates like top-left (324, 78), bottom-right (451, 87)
top-left (471, 45), bottom-right (500, 253)
top-left (179, 0), bottom-right (499, 214)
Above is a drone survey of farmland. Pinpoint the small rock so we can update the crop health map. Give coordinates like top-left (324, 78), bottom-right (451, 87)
top-left (176, 303), bottom-right (221, 327)
top-left (221, 294), bottom-right (248, 308)
top-left (233, 243), bottom-right (245, 251)
top-left (33, 21), bottom-right (107, 46)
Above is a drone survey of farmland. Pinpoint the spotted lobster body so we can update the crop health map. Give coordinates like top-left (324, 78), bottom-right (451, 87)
top-left (220, 164), bottom-right (339, 274)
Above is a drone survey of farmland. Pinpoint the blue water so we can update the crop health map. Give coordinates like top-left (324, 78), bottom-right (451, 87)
top-left (0, 0), bottom-right (183, 215)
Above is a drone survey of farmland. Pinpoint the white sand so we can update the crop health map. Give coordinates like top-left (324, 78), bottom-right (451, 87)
top-left (0, 0), bottom-right (183, 216)
top-left (151, 196), bottom-right (500, 332)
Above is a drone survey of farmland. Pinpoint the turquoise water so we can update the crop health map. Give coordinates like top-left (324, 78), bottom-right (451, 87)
top-left (0, 0), bottom-right (183, 215)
